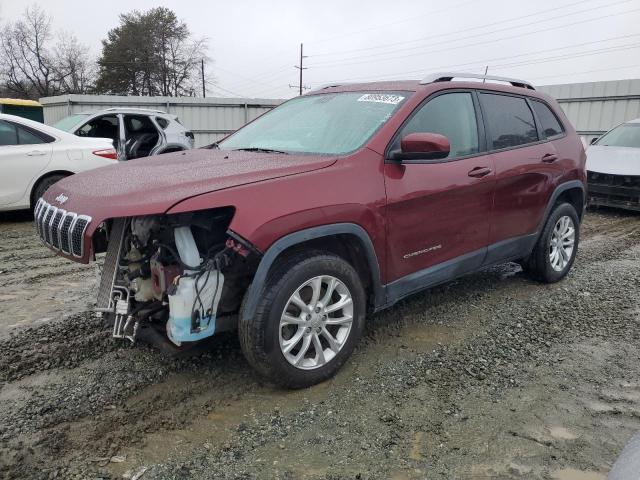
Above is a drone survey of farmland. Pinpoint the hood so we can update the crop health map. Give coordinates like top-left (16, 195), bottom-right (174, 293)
top-left (586, 145), bottom-right (640, 176)
top-left (44, 148), bottom-right (336, 219)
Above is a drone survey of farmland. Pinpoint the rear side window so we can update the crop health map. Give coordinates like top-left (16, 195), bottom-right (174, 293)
top-left (0, 121), bottom-right (52, 145)
top-left (400, 92), bottom-right (479, 158)
top-left (479, 93), bottom-right (538, 150)
top-left (17, 125), bottom-right (51, 144)
top-left (0, 120), bottom-right (18, 146)
top-left (531, 100), bottom-right (564, 139)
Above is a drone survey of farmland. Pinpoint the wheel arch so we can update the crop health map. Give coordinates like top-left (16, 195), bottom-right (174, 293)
top-left (240, 223), bottom-right (384, 323)
top-left (555, 185), bottom-right (585, 220)
top-left (537, 180), bottom-right (585, 235)
top-left (30, 170), bottom-right (74, 208)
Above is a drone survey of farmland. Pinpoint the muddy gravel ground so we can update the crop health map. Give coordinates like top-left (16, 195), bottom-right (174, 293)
top-left (0, 209), bottom-right (639, 480)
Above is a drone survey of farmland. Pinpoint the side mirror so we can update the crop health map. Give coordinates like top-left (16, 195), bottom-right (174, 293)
top-left (389, 132), bottom-right (450, 162)
top-left (590, 137), bottom-right (599, 145)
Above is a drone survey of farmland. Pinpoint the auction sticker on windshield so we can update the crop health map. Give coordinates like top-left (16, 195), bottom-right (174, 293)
top-left (357, 93), bottom-right (405, 105)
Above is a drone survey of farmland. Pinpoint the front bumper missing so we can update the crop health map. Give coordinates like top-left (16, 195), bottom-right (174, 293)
top-left (587, 171), bottom-right (640, 212)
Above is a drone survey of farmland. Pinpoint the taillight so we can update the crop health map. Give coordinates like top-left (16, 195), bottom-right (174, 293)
top-left (185, 131), bottom-right (194, 140)
top-left (93, 148), bottom-right (118, 160)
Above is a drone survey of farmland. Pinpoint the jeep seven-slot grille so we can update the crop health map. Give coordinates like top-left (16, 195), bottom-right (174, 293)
top-left (34, 198), bottom-right (92, 257)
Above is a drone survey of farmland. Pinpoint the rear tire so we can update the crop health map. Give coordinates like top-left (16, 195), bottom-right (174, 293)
top-left (524, 202), bottom-right (580, 283)
top-left (239, 251), bottom-right (366, 389)
top-left (32, 174), bottom-right (67, 209)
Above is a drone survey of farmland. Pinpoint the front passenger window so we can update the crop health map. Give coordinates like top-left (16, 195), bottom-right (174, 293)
top-left (400, 92), bottom-right (479, 159)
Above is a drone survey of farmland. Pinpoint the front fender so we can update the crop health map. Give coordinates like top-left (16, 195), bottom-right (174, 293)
top-left (239, 223), bottom-right (384, 323)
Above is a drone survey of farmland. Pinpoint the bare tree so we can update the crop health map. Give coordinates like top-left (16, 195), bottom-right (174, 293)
top-left (0, 5), bottom-right (95, 99)
top-left (54, 33), bottom-right (95, 94)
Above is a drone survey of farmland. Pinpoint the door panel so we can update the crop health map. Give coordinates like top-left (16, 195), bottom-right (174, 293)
top-left (384, 159), bottom-right (494, 281)
top-left (383, 91), bottom-right (494, 283)
top-left (0, 121), bottom-right (52, 206)
top-left (477, 92), bottom-right (564, 244)
top-left (489, 143), bottom-right (561, 243)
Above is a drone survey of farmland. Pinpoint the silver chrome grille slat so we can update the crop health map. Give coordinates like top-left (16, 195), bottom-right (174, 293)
top-left (34, 198), bottom-right (92, 258)
top-left (42, 207), bottom-right (55, 244)
top-left (51, 209), bottom-right (65, 249)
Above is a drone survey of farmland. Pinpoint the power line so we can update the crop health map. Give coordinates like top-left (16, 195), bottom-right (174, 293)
top-left (213, 63), bottom-right (293, 90)
top-left (309, 33), bottom-right (640, 85)
top-left (203, 79), bottom-right (247, 98)
top-left (205, 0), bottom-right (480, 91)
top-left (530, 64), bottom-right (640, 82)
top-left (305, 4), bottom-right (640, 70)
top-left (309, 0), bottom-right (599, 59)
top-left (483, 43), bottom-right (640, 71)
top-left (304, 0), bottom-right (477, 46)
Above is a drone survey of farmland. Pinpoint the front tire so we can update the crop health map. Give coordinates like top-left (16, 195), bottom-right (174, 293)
top-left (524, 202), bottom-right (580, 283)
top-left (239, 251), bottom-right (366, 389)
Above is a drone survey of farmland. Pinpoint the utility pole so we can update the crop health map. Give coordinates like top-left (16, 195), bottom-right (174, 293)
top-left (201, 59), bottom-right (206, 98)
top-left (292, 43), bottom-right (309, 96)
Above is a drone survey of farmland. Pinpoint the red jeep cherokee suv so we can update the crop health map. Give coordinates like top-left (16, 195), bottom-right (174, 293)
top-left (36, 73), bottom-right (586, 388)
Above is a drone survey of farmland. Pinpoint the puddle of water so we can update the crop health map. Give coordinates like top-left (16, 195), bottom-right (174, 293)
top-left (409, 431), bottom-right (424, 460)
top-left (548, 426), bottom-right (579, 441)
top-left (552, 468), bottom-right (605, 480)
top-left (403, 323), bottom-right (453, 348)
top-left (108, 373), bottom-right (336, 474)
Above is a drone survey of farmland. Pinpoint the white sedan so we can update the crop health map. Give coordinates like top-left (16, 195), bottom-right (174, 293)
top-left (586, 118), bottom-right (640, 212)
top-left (0, 113), bottom-right (117, 212)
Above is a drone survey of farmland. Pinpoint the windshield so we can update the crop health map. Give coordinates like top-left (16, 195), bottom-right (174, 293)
top-left (219, 91), bottom-right (410, 155)
top-left (595, 123), bottom-right (640, 148)
top-left (52, 114), bottom-right (90, 132)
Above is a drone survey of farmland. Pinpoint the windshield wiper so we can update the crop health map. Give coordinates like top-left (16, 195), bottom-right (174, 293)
top-left (232, 147), bottom-right (289, 154)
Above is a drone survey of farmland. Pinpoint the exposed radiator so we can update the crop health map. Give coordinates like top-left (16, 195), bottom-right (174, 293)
top-left (96, 218), bottom-right (128, 310)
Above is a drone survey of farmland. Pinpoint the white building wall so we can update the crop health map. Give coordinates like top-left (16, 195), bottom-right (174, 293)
top-left (538, 79), bottom-right (640, 144)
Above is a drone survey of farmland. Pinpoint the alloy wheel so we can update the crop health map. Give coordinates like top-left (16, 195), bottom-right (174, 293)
top-left (279, 275), bottom-right (354, 370)
top-left (549, 215), bottom-right (575, 272)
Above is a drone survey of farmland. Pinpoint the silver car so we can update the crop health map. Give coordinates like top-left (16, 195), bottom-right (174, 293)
top-left (52, 108), bottom-right (195, 161)
top-left (586, 117), bottom-right (640, 212)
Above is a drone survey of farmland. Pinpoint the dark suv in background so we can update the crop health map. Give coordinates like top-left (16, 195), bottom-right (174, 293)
top-left (36, 72), bottom-right (586, 388)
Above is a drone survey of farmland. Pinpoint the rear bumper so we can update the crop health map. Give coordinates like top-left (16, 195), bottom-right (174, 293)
top-left (587, 171), bottom-right (640, 212)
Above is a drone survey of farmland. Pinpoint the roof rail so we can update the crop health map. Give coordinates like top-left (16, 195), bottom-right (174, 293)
top-left (420, 72), bottom-right (535, 90)
top-left (103, 107), bottom-right (168, 114)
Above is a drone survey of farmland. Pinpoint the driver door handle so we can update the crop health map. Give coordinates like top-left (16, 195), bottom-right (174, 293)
top-left (468, 166), bottom-right (492, 178)
top-left (541, 153), bottom-right (558, 163)
top-left (27, 150), bottom-right (47, 156)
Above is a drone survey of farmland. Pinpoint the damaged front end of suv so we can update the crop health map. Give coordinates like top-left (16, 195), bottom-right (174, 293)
top-left (35, 199), bottom-right (258, 346)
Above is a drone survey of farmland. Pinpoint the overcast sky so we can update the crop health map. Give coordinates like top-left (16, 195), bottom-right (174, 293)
top-left (1, 0), bottom-right (639, 99)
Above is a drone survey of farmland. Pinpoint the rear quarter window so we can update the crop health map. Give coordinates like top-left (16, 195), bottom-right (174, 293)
top-left (156, 117), bottom-right (169, 129)
top-left (531, 100), bottom-right (564, 139)
top-left (479, 93), bottom-right (538, 150)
